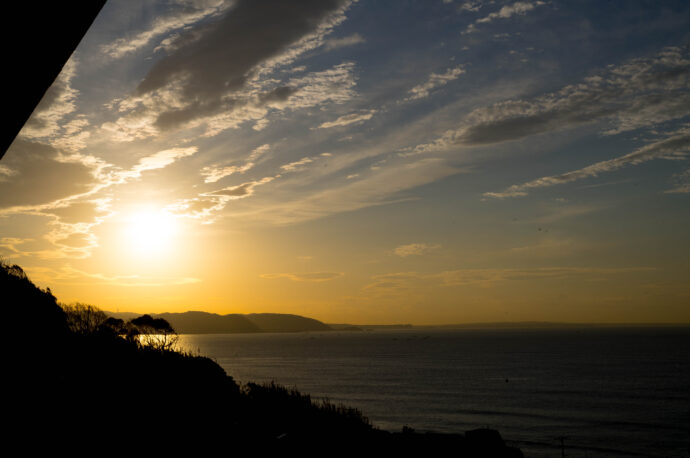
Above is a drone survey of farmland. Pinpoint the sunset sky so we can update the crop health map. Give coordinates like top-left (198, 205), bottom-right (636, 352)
top-left (2, 0), bottom-right (689, 324)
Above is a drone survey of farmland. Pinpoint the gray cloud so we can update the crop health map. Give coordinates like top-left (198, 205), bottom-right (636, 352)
top-left (101, 0), bottom-right (230, 59)
top-left (410, 47), bottom-right (690, 155)
top-left (103, 0), bottom-right (354, 140)
top-left (105, 59), bottom-right (357, 141)
top-left (455, 47), bottom-right (690, 146)
top-left (137, 0), bottom-right (350, 101)
top-left (0, 140), bottom-right (95, 209)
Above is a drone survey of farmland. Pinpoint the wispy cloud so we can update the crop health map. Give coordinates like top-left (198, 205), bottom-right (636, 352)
top-left (27, 265), bottom-right (201, 287)
top-left (105, 61), bottom-right (358, 140)
top-left (0, 164), bottom-right (17, 181)
top-left (485, 126), bottom-right (690, 198)
top-left (365, 266), bottom-right (654, 291)
top-left (394, 243), bottom-right (440, 257)
top-left (201, 144), bottom-right (270, 183)
top-left (101, 0), bottom-right (355, 140)
top-left (206, 176), bottom-right (277, 200)
top-left (19, 60), bottom-right (79, 140)
top-left (318, 110), bottom-right (377, 129)
top-left (450, 1), bottom-right (486, 12)
top-left (666, 167), bottom-right (690, 194)
top-left (465, 1), bottom-right (546, 33)
top-left (232, 157), bottom-right (461, 225)
top-left (280, 157), bottom-right (314, 172)
top-left (409, 46), bottom-right (690, 161)
top-left (324, 33), bottom-right (365, 51)
top-left (260, 272), bottom-right (344, 282)
top-left (405, 66), bottom-right (465, 101)
top-left (100, 0), bottom-right (230, 59)
top-left (131, 147), bottom-right (198, 175)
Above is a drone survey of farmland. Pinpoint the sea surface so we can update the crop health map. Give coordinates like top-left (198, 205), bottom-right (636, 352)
top-left (178, 326), bottom-right (690, 457)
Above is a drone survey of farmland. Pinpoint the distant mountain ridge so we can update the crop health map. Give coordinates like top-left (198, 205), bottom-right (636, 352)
top-left (106, 311), bottom-right (332, 334)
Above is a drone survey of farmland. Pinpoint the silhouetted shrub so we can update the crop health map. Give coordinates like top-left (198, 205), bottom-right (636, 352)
top-left (61, 302), bottom-right (109, 334)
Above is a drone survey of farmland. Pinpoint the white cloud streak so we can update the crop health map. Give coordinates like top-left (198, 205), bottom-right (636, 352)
top-left (465, 1), bottom-right (545, 33)
top-left (394, 243), bottom-right (440, 257)
top-left (486, 127), bottom-right (690, 198)
top-left (324, 33), bottom-right (365, 51)
top-left (317, 109), bottom-right (376, 129)
top-left (405, 65), bottom-right (465, 101)
top-left (201, 144), bottom-right (270, 183)
top-left (100, 0), bottom-right (230, 59)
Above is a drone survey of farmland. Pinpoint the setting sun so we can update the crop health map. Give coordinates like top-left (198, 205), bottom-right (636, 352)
top-left (124, 208), bottom-right (178, 256)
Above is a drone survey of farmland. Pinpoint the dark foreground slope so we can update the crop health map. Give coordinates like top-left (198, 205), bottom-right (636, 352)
top-left (3, 262), bottom-right (522, 457)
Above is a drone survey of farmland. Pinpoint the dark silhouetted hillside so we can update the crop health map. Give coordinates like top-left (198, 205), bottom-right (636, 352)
top-left (3, 261), bottom-right (522, 457)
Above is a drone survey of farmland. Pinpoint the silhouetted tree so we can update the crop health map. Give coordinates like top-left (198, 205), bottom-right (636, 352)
top-left (128, 314), bottom-right (179, 351)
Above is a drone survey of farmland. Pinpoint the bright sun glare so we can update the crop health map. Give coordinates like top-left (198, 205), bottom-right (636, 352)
top-left (124, 208), bottom-right (178, 256)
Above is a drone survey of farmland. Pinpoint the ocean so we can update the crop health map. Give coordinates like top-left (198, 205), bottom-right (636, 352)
top-left (178, 326), bottom-right (690, 457)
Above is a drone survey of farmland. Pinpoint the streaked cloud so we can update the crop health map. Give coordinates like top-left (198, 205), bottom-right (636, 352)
top-left (235, 157), bottom-right (462, 225)
top-left (409, 47), bottom-right (690, 157)
top-left (365, 266), bottom-right (654, 291)
top-left (206, 176), bottom-right (276, 200)
top-left (28, 265), bottom-right (202, 287)
top-left (201, 144), bottom-right (270, 183)
top-left (666, 167), bottom-right (690, 194)
top-left (405, 66), bottom-right (465, 101)
top-left (318, 109), bottom-right (376, 129)
top-left (19, 60), bottom-right (78, 140)
top-left (132, 147), bottom-right (198, 175)
top-left (450, 1), bottom-right (485, 12)
top-left (486, 126), bottom-right (690, 198)
top-left (260, 272), bottom-right (344, 282)
top-left (105, 61), bottom-right (358, 140)
top-left (324, 33), bottom-right (365, 51)
top-left (394, 243), bottom-right (440, 257)
top-left (281, 157), bottom-right (314, 172)
top-left (105, 0), bottom-right (355, 139)
top-left (460, 48), bottom-right (690, 145)
top-left (100, 0), bottom-right (230, 59)
top-left (465, 1), bottom-right (546, 33)
top-left (0, 164), bottom-right (17, 181)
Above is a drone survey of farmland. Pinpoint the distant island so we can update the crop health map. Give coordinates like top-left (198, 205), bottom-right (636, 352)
top-left (107, 311), bottom-right (333, 334)
top-left (105, 312), bottom-right (666, 335)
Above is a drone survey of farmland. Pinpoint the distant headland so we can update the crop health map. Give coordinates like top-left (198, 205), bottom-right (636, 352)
top-left (106, 311), bottom-right (333, 334)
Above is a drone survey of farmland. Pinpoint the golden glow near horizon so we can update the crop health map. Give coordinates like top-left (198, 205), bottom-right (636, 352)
top-left (1, 1), bottom-right (689, 325)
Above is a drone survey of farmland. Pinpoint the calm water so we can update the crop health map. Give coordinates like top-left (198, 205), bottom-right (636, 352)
top-left (179, 327), bottom-right (690, 457)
